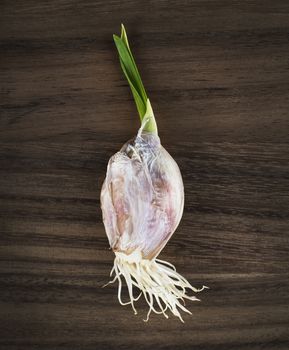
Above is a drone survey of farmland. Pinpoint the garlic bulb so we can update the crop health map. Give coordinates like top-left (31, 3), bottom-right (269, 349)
top-left (101, 122), bottom-right (184, 260)
top-left (100, 25), bottom-right (207, 322)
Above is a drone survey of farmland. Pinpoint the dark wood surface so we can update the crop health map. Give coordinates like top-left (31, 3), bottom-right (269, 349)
top-left (1, 1), bottom-right (289, 349)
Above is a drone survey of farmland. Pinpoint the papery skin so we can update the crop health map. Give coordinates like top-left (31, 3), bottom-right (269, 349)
top-left (101, 131), bottom-right (184, 260)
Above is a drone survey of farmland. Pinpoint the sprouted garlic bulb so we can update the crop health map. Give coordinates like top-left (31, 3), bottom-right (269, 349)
top-left (101, 25), bottom-right (208, 322)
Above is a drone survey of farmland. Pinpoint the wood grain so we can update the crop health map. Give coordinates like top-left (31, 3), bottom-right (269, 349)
top-left (1, 1), bottom-right (289, 349)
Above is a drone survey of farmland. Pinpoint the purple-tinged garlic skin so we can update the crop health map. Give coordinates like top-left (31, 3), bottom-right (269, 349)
top-left (101, 131), bottom-right (184, 260)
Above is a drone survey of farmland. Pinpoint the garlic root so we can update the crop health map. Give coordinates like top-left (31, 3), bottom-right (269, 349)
top-left (104, 250), bottom-right (208, 322)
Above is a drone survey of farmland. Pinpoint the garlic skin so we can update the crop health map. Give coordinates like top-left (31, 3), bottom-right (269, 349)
top-left (101, 130), bottom-right (184, 260)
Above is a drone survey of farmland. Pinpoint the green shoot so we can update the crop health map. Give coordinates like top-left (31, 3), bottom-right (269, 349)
top-left (113, 24), bottom-right (158, 134)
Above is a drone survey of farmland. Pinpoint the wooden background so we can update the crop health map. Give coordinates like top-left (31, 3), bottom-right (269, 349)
top-left (1, 1), bottom-right (289, 349)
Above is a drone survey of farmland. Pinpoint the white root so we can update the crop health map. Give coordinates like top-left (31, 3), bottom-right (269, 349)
top-left (104, 250), bottom-right (208, 322)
